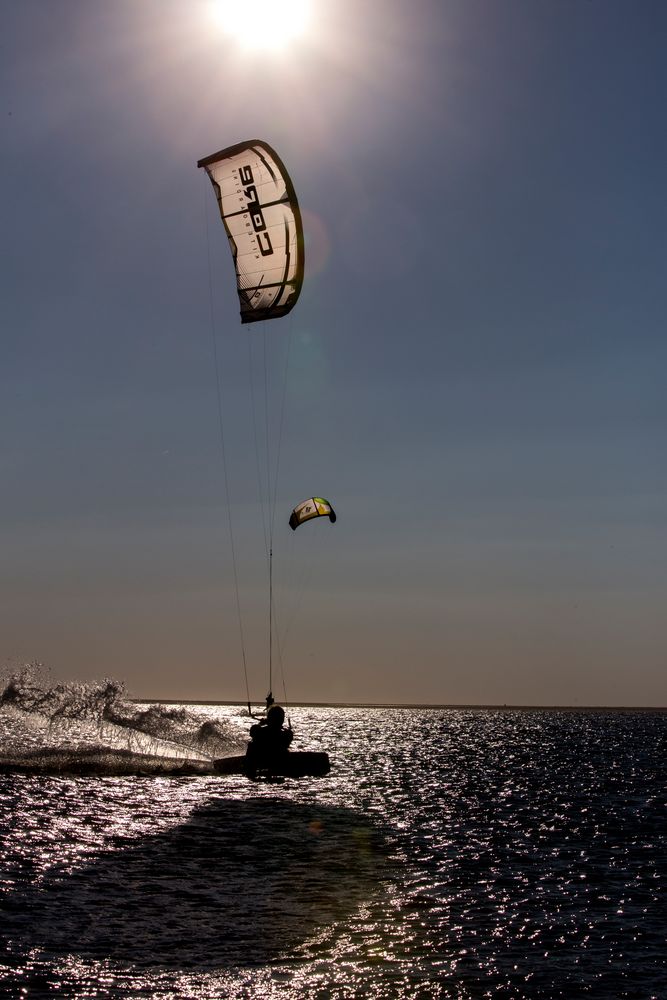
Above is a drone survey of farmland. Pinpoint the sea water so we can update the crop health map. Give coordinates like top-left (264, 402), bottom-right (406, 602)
top-left (0, 679), bottom-right (664, 998)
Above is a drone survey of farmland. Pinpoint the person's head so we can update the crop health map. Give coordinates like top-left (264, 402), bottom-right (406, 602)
top-left (266, 705), bottom-right (285, 728)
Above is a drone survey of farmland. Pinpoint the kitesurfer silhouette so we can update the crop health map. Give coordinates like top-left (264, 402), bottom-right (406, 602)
top-left (246, 704), bottom-right (293, 779)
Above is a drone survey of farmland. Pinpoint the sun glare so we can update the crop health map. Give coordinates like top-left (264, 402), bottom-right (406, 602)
top-left (213, 0), bottom-right (312, 52)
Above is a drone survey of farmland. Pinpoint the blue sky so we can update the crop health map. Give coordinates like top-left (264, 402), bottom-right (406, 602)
top-left (1, 0), bottom-right (665, 705)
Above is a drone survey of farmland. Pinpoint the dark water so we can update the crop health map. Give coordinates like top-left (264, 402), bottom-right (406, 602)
top-left (0, 694), bottom-right (665, 998)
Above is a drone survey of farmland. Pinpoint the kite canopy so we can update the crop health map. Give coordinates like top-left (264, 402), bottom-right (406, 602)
top-left (289, 497), bottom-right (337, 531)
top-left (198, 139), bottom-right (304, 324)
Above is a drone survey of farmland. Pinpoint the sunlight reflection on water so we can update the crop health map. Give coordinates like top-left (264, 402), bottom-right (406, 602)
top-left (0, 705), bottom-right (665, 998)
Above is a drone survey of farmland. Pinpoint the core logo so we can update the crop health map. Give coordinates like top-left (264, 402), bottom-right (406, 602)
top-left (239, 165), bottom-right (273, 257)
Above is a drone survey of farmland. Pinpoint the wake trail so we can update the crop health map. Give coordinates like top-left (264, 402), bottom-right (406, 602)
top-left (0, 665), bottom-right (245, 777)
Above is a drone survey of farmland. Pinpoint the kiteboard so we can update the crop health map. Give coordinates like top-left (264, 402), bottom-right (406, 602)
top-left (213, 751), bottom-right (330, 779)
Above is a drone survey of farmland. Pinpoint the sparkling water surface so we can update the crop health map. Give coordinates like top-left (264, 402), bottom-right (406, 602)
top-left (1, 700), bottom-right (665, 998)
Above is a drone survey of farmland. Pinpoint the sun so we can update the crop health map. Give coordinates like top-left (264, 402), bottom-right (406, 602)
top-left (213, 0), bottom-right (312, 52)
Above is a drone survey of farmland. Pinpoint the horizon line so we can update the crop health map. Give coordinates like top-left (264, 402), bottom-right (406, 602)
top-left (133, 699), bottom-right (666, 712)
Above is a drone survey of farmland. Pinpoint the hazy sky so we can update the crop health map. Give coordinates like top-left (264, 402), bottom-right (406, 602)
top-left (2, 0), bottom-right (666, 706)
